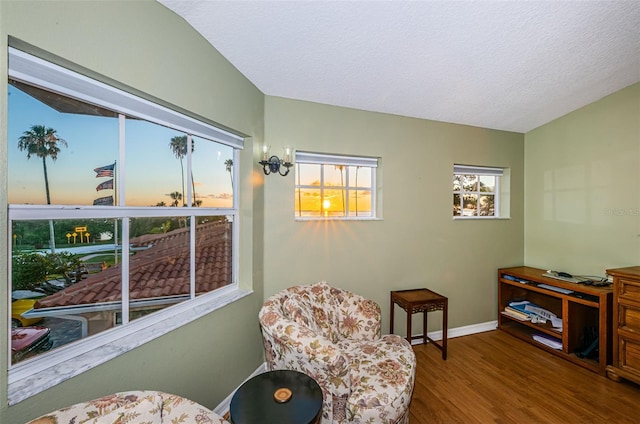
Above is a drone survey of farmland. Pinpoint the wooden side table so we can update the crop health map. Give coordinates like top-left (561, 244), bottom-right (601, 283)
top-left (390, 288), bottom-right (448, 360)
top-left (230, 369), bottom-right (323, 424)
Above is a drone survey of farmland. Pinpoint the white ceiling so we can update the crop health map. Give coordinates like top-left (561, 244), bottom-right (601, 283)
top-left (158, 0), bottom-right (640, 133)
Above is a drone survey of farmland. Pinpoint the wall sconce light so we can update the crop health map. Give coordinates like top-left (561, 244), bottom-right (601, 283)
top-left (259, 145), bottom-right (293, 176)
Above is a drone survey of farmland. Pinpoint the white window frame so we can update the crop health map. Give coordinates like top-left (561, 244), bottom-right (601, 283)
top-left (6, 47), bottom-right (250, 404)
top-left (295, 151), bottom-right (379, 220)
top-left (453, 164), bottom-right (504, 219)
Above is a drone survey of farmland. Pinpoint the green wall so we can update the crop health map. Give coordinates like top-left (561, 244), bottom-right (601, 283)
top-left (524, 83), bottom-right (640, 275)
top-left (0, 1), bottom-right (265, 422)
top-left (263, 96), bottom-right (525, 334)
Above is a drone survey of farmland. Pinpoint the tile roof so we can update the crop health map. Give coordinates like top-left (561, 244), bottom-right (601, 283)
top-left (35, 221), bottom-right (232, 309)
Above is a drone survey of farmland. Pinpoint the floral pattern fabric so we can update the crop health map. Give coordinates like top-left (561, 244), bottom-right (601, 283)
top-left (25, 390), bottom-right (229, 424)
top-left (259, 282), bottom-right (416, 424)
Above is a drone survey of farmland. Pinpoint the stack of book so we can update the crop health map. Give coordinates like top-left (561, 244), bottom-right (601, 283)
top-left (502, 300), bottom-right (563, 330)
top-left (502, 301), bottom-right (533, 321)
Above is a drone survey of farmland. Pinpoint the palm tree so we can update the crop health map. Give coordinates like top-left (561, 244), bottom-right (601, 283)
top-left (225, 159), bottom-right (233, 190)
top-left (169, 191), bottom-right (182, 207)
top-left (354, 166), bottom-right (360, 216)
top-left (169, 136), bottom-right (188, 206)
top-left (18, 125), bottom-right (67, 253)
top-left (335, 165), bottom-right (346, 215)
top-left (17, 125), bottom-right (67, 204)
top-left (169, 135), bottom-right (198, 207)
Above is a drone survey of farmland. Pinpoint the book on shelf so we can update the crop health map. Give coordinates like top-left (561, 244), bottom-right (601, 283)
top-left (502, 309), bottom-right (531, 321)
top-left (532, 333), bottom-right (562, 350)
top-left (503, 307), bottom-right (531, 320)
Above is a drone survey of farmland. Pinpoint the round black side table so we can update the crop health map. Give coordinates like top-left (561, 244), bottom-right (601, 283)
top-left (229, 369), bottom-right (323, 424)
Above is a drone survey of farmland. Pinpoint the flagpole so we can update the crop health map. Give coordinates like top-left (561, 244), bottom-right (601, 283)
top-left (113, 160), bottom-right (118, 265)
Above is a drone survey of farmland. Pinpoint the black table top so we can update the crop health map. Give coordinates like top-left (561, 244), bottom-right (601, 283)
top-left (230, 369), bottom-right (323, 424)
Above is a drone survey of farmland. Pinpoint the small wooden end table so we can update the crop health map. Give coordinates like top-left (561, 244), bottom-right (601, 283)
top-left (230, 369), bottom-right (323, 424)
top-left (390, 288), bottom-right (448, 360)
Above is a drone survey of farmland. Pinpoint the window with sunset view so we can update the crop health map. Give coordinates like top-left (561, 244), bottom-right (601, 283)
top-left (295, 151), bottom-right (378, 219)
top-left (7, 47), bottom-right (242, 373)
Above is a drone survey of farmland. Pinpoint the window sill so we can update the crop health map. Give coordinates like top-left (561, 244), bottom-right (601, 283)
top-left (453, 217), bottom-right (511, 220)
top-left (8, 285), bottom-right (252, 405)
top-left (294, 217), bottom-right (382, 222)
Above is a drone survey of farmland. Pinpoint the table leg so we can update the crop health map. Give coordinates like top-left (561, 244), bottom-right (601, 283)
top-left (406, 307), bottom-right (412, 344)
top-left (442, 300), bottom-right (448, 360)
top-left (390, 298), bottom-right (394, 335)
top-left (423, 309), bottom-right (428, 345)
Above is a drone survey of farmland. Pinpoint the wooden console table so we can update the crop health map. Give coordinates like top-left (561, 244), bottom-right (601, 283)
top-left (498, 266), bottom-right (612, 375)
top-left (390, 288), bottom-right (448, 360)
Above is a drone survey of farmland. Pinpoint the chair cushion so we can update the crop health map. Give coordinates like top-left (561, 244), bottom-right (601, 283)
top-left (161, 391), bottom-right (225, 422)
top-left (25, 391), bottom-right (230, 424)
top-left (27, 391), bottom-right (162, 424)
top-left (87, 395), bottom-right (161, 423)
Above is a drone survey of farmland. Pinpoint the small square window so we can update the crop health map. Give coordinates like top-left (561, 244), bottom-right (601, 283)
top-left (453, 165), bottom-right (506, 218)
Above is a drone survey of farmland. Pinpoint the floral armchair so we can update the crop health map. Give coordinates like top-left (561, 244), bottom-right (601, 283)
top-left (259, 281), bottom-right (416, 424)
top-left (25, 390), bottom-right (229, 424)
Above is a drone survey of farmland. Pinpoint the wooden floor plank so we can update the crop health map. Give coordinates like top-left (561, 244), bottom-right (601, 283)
top-left (409, 330), bottom-right (639, 423)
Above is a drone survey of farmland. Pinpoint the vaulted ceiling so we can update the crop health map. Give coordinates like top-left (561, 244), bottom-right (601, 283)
top-left (159, 0), bottom-right (640, 133)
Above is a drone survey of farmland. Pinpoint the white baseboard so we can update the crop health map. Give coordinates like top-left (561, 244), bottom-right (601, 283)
top-left (213, 321), bottom-right (498, 415)
top-left (410, 320), bottom-right (497, 345)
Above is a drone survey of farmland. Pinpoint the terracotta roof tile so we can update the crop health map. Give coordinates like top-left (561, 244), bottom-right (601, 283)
top-left (35, 221), bottom-right (232, 310)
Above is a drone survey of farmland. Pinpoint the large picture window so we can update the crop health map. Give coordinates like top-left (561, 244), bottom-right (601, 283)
top-left (7, 47), bottom-right (243, 396)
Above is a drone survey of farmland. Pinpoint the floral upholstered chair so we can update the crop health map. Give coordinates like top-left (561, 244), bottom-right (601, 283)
top-left (25, 390), bottom-right (229, 423)
top-left (259, 282), bottom-right (416, 424)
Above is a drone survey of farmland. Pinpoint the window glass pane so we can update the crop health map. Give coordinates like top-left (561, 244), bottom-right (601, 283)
top-left (479, 175), bottom-right (495, 193)
top-left (295, 188), bottom-right (322, 216)
top-left (324, 187), bottom-right (346, 216)
top-left (462, 194), bottom-right (478, 216)
top-left (462, 175), bottom-right (477, 191)
top-left (348, 190), bottom-right (372, 217)
top-left (479, 195), bottom-right (495, 216)
top-left (453, 175), bottom-right (462, 191)
top-left (126, 119), bottom-right (190, 207)
top-left (349, 166), bottom-right (371, 188)
top-left (195, 216), bottom-right (233, 295)
top-left (453, 194), bottom-right (461, 216)
top-left (191, 136), bottom-right (234, 208)
top-left (128, 216), bottom-right (191, 321)
top-left (323, 165), bottom-right (346, 187)
top-left (11, 218), bottom-right (124, 364)
top-left (8, 83), bottom-right (119, 206)
top-left (296, 163), bottom-right (321, 186)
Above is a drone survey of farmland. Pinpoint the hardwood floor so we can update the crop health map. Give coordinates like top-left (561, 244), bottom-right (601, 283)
top-left (409, 330), bottom-right (639, 423)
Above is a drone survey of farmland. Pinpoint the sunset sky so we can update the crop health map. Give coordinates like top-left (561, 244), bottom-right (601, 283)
top-left (7, 84), bottom-right (234, 208)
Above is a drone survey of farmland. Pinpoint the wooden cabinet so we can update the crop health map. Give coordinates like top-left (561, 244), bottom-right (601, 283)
top-left (498, 266), bottom-right (613, 375)
top-left (606, 266), bottom-right (640, 384)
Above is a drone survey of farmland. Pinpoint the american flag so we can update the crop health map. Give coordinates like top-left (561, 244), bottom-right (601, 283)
top-left (96, 179), bottom-right (114, 192)
top-left (93, 195), bottom-right (114, 206)
top-left (94, 163), bottom-right (115, 178)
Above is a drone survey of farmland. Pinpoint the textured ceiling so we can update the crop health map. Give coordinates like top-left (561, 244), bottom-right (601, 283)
top-left (158, 0), bottom-right (640, 133)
